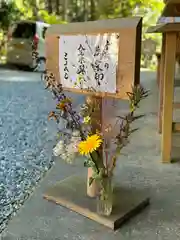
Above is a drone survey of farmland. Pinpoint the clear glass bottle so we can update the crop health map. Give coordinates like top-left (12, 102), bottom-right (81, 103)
top-left (97, 176), bottom-right (113, 216)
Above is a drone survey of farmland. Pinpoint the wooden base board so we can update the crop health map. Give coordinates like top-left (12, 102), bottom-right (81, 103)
top-left (43, 175), bottom-right (150, 230)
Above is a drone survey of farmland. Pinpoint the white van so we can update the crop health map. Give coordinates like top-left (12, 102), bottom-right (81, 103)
top-left (6, 20), bottom-right (50, 71)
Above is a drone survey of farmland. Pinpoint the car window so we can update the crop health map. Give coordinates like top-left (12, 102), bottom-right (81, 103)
top-left (12, 23), bottom-right (36, 39)
top-left (42, 27), bottom-right (48, 39)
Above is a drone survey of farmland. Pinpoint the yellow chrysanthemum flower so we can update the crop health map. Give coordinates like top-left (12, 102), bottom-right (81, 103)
top-left (78, 134), bottom-right (103, 155)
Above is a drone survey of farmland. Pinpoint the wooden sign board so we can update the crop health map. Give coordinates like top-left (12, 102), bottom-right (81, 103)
top-left (45, 17), bottom-right (142, 99)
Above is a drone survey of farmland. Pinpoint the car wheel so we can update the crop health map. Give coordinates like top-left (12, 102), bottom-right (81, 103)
top-left (34, 57), bottom-right (46, 72)
top-left (6, 63), bottom-right (19, 70)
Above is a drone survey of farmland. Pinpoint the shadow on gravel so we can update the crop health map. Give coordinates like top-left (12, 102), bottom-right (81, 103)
top-left (0, 64), bottom-right (33, 72)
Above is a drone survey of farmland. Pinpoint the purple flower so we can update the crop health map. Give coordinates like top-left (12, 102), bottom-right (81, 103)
top-left (56, 94), bottom-right (65, 104)
top-left (57, 95), bottom-right (63, 101)
top-left (79, 116), bottom-right (84, 124)
top-left (56, 99), bottom-right (60, 104)
top-left (71, 76), bottom-right (76, 82)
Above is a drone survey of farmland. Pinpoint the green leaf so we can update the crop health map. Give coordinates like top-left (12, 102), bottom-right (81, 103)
top-left (84, 157), bottom-right (95, 168)
top-left (89, 177), bottom-right (94, 186)
top-left (133, 114), bottom-right (145, 120)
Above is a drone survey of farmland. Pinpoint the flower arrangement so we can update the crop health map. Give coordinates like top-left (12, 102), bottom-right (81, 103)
top-left (42, 70), bottom-right (149, 215)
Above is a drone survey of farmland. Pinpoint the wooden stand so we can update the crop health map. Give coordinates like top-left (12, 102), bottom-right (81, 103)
top-left (148, 24), bottom-right (180, 163)
top-left (148, 1), bottom-right (180, 163)
top-left (43, 175), bottom-right (150, 230)
top-left (87, 167), bottom-right (99, 198)
top-left (44, 17), bottom-right (149, 229)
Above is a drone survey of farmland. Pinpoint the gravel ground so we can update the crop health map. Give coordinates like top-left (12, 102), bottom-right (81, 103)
top-left (3, 71), bottom-right (180, 240)
top-left (0, 70), bottom-right (157, 233)
top-left (2, 70), bottom-right (180, 239)
top-left (0, 69), bottom-right (65, 232)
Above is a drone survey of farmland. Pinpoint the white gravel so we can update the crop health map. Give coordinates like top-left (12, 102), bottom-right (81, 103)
top-left (0, 70), bottom-right (58, 232)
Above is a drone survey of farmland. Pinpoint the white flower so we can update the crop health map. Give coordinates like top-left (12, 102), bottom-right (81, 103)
top-left (56, 140), bottom-right (65, 149)
top-left (71, 130), bottom-right (81, 141)
top-left (61, 152), bottom-right (68, 160)
top-left (66, 142), bottom-right (78, 153)
top-left (53, 146), bottom-right (60, 156)
top-left (70, 131), bottom-right (81, 148)
top-left (53, 140), bottom-right (66, 156)
top-left (72, 130), bottom-right (81, 137)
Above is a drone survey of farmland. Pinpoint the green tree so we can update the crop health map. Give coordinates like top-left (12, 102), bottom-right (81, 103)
top-left (0, 0), bottom-right (165, 68)
top-left (0, 0), bottom-right (21, 31)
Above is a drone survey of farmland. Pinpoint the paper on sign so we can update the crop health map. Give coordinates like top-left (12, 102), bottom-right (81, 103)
top-left (59, 34), bottom-right (119, 94)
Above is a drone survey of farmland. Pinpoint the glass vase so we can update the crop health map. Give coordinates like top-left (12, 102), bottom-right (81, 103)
top-left (96, 176), bottom-right (113, 216)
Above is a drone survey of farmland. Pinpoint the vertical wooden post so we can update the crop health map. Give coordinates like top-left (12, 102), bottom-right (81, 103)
top-left (156, 53), bottom-right (161, 87)
top-left (161, 33), bottom-right (177, 163)
top-left (158, 34), bottom-right (166, 134)
top-left (86, 95), bottom-right (103, 197)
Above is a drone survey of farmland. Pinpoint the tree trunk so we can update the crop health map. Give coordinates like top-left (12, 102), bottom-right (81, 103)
top-left (28, 0), bottom-right (39, 20)
top-left (84, 0), bottom-right (88, 21)
top-left (47, 0), bottom-right (53, 13)
top-left (64, 0), bottom-right (69, 22)
top-left (75, 0), bottom-right (78, 20)
top-left (56, 0), bottom-right (60, 15)
top-left (90, 0), bottom-right (96, 20)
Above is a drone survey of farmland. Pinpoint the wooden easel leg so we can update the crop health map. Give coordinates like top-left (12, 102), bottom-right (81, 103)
top-left (158, 34), bottom-right (165, 134)
top-left (87, 167), bottom-right (99, 197)
top-left (161, 33), bottom-right (176, 163)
